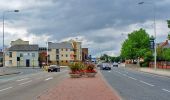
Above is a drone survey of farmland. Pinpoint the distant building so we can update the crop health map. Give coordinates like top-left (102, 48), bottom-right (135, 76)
top-left (10, 39), bottom-right (29, 46)
top-left (82, 48), bottom-right (88, 62)
top-left (48, 42), bottom-right (74, 66)
top-left (5, 45), bottom-right (39, 67)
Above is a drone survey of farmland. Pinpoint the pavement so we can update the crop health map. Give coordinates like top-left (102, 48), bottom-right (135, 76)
top-left (140, 68), bottom-right (170, 77)
top-left (37, 73), bottom-right (121, 100)
top-left (101, 66), bottom-right (170, 100)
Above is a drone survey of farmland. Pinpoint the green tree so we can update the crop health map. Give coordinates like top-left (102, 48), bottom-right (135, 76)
top-left (121, 28), bottom-right (151, 62)
top-left (162, 48), bottom-right (170, 61)
top-left (167, 20), bottom-right (170, 28)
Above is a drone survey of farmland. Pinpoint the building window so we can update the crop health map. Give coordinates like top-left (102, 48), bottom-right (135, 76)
top-left (56, 49), bottom-right (59, 53)
top-left (9, 52), bottom-right (12, 57)
top-left (9, 60), bottom-right (12, 64)
top-left (66, 60), bottom-right (68, 63)
top-left (28, 53), bottom-right (30, 56)
top-left (61, 54), bottom-right (63, 57)
top-left (61, 60), bottom-right (63, 62)
top-left (66, 54), bottom-right (68, 57)
top-left (32, 53), bottom-right (35, 57)
top-left (56, 55), bottom-right (59, 59)
top-left (61, 49), bottom-right (63, 51)
top-left (66, 49), bottom-right (68, 51)
top-left (20, 53), bottom-right (23, 57)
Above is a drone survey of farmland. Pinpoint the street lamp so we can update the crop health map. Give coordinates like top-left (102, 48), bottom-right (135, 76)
top-left (138, 1), bottom-right (157, 69)
top-left (2, 10), bottom-right (19, 67)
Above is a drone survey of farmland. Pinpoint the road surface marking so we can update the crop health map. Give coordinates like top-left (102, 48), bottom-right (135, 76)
top-left (16, 78), bottom-right (29, 82)
top-left (127, 76), bottom-right (137, 80)
top-left (139, 80), bottom-right (154, 87)
top-left (19, 80), bottom-right (32, 85)
top-left (108, 71), bottom-right (111, 72)
top-left (45, 77), bottom-right (53, 81)
top-left (0, 87), bottom-right (13, 92)
top-left (162, 89), bottom-right (170, 93)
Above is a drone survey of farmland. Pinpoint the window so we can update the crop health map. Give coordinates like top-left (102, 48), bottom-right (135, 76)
top-left (66, 49), bottom-right (68, 51)
top-left (66, 54), bottom-right (68, 57)
top-left (9, 60), bottom-right (12, 64)
top-left (9, 52), bottom-right (12, 57)
top-left (56, 55), bottom-right (59, 59)
top-left (20, 53), bottom-right (23, 57)
top-left (32, 53), bottom-right (35, 57)
top-left (28, 53), bottom-right (30, 56)
top-left (61, 54), bottom-right (63, 57)
top-left (61, 49), bottom-right (63, 51)
top-left (56, 49), bottom-right (59, 53)
top-left (48, 49), bottom-right (51, 51)
top-left (66, 60), bottom-right (68, 63)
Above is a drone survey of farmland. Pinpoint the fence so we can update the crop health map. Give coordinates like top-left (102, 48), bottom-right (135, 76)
top-left (149, 61), bottom-right (170, 69)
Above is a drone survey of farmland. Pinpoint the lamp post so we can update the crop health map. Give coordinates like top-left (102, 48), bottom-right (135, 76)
top-left (138, 2), bottom-right (157, 70)
top-left (2, 10), bottom-right (19, 67)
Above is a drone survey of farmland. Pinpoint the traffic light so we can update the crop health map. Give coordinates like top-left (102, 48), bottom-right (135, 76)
top-left (167, 20), bottom-right (170, 28)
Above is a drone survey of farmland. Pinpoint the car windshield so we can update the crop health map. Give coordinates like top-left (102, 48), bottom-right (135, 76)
top-left (0, 1), bottom-right (169, 100)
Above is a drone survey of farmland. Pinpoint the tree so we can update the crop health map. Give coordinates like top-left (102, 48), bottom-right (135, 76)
top-left (162, 48), bottom-right (170, 61)
top-left (167, 20), bottom-right (170, 28)
top-left (121, 28), bottom-right (151, 62)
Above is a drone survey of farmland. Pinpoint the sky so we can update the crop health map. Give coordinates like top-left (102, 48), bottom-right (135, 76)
top-left (0, 0), bottom-right (170, 57)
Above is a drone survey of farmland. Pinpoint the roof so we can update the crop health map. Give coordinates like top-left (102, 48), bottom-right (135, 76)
top-left (48, 42), bottom-right (73, 49)
top-left (8, 45), bottom-right (39, 51)
top-left (163, 44), bottom-right (170, 49)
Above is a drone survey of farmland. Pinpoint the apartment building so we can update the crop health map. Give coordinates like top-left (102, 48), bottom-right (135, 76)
top-left (48, 42), bottom-right (74, 66)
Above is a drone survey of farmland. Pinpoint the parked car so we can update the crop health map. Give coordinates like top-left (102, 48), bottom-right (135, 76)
top-left (113, 62), bottom-right (118, 67)
top-left (48, 65), bottom-right (60, 72)
top-left (100, 63), bottom-right (111, 70)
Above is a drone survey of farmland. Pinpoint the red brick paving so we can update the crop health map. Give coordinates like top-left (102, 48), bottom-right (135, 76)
top-left (37, 73), bottom-right (121, 100)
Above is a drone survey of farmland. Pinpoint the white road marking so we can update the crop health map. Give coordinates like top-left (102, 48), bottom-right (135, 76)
top-left (16, 78), bottom-right (29, 82)
top-left (45, 77), bottom-right (53, 81)
top-left (19, 80), bottom-right (32, 85)
top-left (0, 87), bottom-right (13, 92)
top-left (162, 89), bottom-right (170, 93)
top-left (127, 76), bottom-right (137, 80)
top-left (108, 71), bottom-right (111, 72)
top-left (139, 80), bottom-right (155, 87)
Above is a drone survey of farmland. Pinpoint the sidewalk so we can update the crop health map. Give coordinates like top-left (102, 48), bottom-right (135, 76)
top-left (37, 73), bottom-right (120, 100)
top-left (140, 68), bottom-right (170, 77)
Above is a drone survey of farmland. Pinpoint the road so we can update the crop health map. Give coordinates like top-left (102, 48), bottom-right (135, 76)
top-left (101, 65), bottom-right (170, 100)
top-left (0, 68), bottom-right (68, 100)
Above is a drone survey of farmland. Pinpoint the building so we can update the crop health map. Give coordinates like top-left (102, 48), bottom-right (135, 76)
top-left (5, 45), bottom-right (39, 67)
top-left (48, 42), bottom-right (74, 66)
top-left (10, 39), bottom-right (29, 46)
top-left (82, 48), bottom-right (88, 62)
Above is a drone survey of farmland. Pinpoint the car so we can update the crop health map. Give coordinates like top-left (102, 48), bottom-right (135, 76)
top-left (100, 63), bottom-right (111, 70)
top-left (48, 65), bottom-right (60, 72)
top-left (113, 62), bottom-right (118, 67)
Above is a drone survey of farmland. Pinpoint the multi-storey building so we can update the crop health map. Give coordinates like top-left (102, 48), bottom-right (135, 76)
top-left (48, 42), bottom-right (74, 66)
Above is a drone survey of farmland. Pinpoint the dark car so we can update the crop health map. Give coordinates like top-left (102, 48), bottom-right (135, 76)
top-left (100, 63), bottom-right (111, 70)
top-left (48, 65), bottom-right (60, 72)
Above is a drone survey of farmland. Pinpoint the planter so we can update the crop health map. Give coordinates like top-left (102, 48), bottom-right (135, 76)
top-left (86, 72), bottom-right (97, 77)
top-left (69, 73), bottom-right (81, 78)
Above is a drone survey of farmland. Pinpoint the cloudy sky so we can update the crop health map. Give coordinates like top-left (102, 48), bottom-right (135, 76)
top-left (0, 0), bottom-right (170, 57)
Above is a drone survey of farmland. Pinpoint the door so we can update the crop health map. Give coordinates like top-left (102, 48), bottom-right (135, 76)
top-left (26, 59), bottom-right (30, 67)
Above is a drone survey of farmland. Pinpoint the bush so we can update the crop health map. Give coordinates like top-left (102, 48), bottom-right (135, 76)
top-left (140, 62), bottom-right (149, 67)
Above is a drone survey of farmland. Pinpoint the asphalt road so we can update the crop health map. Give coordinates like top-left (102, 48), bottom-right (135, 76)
top-left (101, 65), bottom-right (170, 100)
top-left (0, 68), bottom-right (68, 100)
